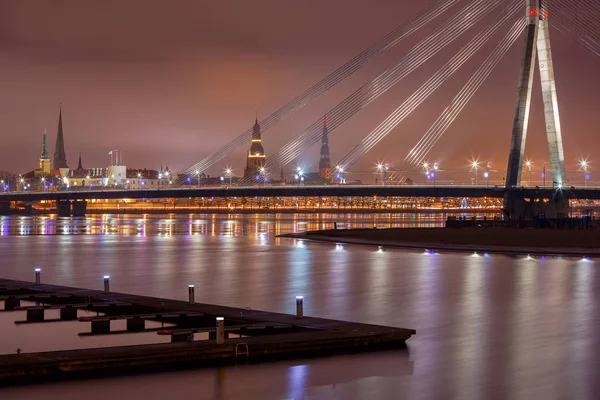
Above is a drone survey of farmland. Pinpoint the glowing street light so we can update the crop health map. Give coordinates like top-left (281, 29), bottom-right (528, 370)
top-left (580, 159), bottom-right (590, 188)
top-left (259, 167), bottom-right (267, 186)
top-left (525, 159), bottom-right (533, 186)
top-left (336, 166), bottom-right (344, 184)
top-left (470, 160), bottom-right (480, 186)
top-left (376, 163), bottom-right (389, 186)
top-left (433, 163), bottom-right (439, 186)
top-left (225, 168), bottom-right (233, 186)
top-left (295, 167), bottom-right (304, 186)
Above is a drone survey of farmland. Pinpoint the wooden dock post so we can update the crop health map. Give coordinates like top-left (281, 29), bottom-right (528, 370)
top-left (188, 285), bottom-right (195, 304)
top-left (216, 317), bottom-right (225, 344)
top-left (296, 296), bottom-right (304, 318)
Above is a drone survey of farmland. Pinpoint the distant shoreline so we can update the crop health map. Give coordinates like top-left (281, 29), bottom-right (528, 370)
top-left (6, 208), bottom-right (501, 216)
top-left (278, 228), bottom-right (600, 256)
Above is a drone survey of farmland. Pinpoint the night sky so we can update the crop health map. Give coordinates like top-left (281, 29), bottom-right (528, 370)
top-left (1, 0), bottom-right (598, 181)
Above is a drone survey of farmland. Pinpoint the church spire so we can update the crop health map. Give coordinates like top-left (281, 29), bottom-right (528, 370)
top-left (53, 104), bottom-right (68, 169)
top-left (39, 127), bottom-right (51, 173)
top-left (77, 153), bottom-right (83, 170)
top-left (319, 115), bottom-right (331, 180)
top-left (41, 127), bottom-right (49, 160)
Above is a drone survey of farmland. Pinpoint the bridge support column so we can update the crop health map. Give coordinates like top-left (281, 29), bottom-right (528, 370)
top-left (72, 200), bottom-right (87, 217)
top-left (56, 200), bottom-right (71, 217)
top-left (0, 201), bottom-right (11, 215)
top-left (505, 0), bottom-right (567, 207)
top-left (505, 0), bottom-right (539, 193)
top-left (504, 190), bottom-right (570, 223)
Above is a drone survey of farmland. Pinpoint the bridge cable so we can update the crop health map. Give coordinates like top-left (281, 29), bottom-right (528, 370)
top-left (403, 17), bottom-right (528, 172)
top-left (549, 0), bottom-right (600, 57)
top-left (255, 0), bottom-right (508, 181)
top-left (264, 0), bottom-right (501, 173)
top-left (182, 0), bottom-right (463, 177)
top-left (337, 0), bottom-right (525, 171)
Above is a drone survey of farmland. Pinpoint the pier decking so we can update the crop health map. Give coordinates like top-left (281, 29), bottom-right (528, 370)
top-left (0, 278), bottom-right (415, 384)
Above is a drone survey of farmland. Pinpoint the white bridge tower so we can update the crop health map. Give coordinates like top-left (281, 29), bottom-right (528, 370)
top-left (505, 0), bottom-right (566, 190)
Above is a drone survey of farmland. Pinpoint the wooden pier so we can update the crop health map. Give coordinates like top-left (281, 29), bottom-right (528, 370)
top-left (0, 278), bottom-right (415, 384)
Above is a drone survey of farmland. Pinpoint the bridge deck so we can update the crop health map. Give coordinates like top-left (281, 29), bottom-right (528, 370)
top-left (0, 278), bottom-right (415, 384)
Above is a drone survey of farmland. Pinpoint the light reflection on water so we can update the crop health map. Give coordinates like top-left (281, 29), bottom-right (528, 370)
top-left (0, 213), bottom-right (598, 400)
top-left (0, 212), bottom-right (497, 237)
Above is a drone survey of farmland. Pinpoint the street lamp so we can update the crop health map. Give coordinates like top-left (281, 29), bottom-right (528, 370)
top-left (423, 162), bottom-right (430, 185)
top-left (485, 162), bottom-right (492, 188)
top-left (225, 168), bottom-right (232, 186)
top-left (336, 166), bottom-right (344, 184)
top-left (433, 163), bottom-right (439, 187)
top-left (525, 160), bottom-right (533, 186)
top-left (195, 170), bottom-right (200, 187)
top-left (376, 163), bottom-right (389, 186)
top-left (542, 162), bottom-right (546, 188)
top-left (259, 167), bottom-right (266, 186)
top-left (470, 160), bottom-right (480, 186)
top-left (580, 160), bottom-right (590, 188)
top-left (295, 167), bottom-right (304, 186)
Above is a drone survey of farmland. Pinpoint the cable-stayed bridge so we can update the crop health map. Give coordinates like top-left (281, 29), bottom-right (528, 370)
top-left (2, 0), bottom-right (600, 218)
top-left (182, 0), bottom-right (598, 190)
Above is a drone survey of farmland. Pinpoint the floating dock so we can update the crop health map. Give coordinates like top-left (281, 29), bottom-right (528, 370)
top-left (0, 278), bottom-right (415, 384)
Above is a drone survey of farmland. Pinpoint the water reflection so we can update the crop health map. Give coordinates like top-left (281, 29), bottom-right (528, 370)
top-left (0, 212), bottom-right (497, 237)
top-left (0, 213), bottom-right (599, 399)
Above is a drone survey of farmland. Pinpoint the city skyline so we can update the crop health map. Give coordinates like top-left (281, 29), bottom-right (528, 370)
top-left (1, 0), bottom-right (599, 177)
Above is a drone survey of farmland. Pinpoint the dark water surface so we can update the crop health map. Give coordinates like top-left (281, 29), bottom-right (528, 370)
top-left (1, 213), bottom-right (599, 400)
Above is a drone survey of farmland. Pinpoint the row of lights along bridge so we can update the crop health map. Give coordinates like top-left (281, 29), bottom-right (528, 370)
top-left (2, 158), bottom-right (592, 192)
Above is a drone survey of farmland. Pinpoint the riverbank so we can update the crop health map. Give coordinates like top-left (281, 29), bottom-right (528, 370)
top-left (278, 227), bottom-right (600, 256)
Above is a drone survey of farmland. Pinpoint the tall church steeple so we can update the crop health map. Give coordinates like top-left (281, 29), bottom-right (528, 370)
top-left (77, 153), bottom-right (83, 170)
top-left (319, 115), bottom-right (331, 180)
top-left (53, 105), bottom-right (68, 169)
top-left (39, 127), bottom-right (51, 173)
top-left (244, 115), bottom-right (266, 179)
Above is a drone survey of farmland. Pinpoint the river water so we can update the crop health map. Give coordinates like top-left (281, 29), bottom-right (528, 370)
top-left (0, 213), bottom-right (599, 400)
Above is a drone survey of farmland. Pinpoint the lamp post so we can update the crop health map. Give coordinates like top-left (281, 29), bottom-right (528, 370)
top-left (295, 167), bottom-right (304, 187)
top-left (525, 160), bottom-right (533, 186)
top-left (580, 160), bottom-right (589, 188)
top-left (433, 163), bottom-right (439, 187)
top-left (225, 168), bottom-right (232, 186)
top-left (259, 167), bottom-right (266, 186)
top-left (336, 166), bottom-right (344, 185)
top-left (542, 162), bottom-right (546, 188)
top-left (423, 162), bottom-right (430, 185)
top-left (195, 170), bottom-right (200, 187)
top-left (470, 161), bottom-right (480, 186)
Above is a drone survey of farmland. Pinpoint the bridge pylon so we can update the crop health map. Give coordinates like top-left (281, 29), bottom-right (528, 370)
top-left (504, 0), bottom-right (567, 218)
top-left (506, 0), bottom-right (566, 189)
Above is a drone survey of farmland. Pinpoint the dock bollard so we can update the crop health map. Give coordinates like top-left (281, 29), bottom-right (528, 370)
top-left (296, 296), bottom-right (304, 318)
top-left (34, 268), bottom-right (41, 284)
top-left (188, 285), bottom-right (195, 304)
top-left (103, 275), bottom-right (110, 293)
top-left (216, 317), bottom-right (225, 344)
